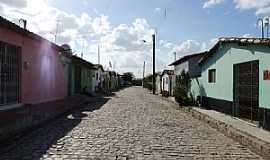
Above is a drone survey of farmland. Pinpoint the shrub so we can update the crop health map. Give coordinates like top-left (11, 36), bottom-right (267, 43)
top-left (143, 81), bottom-right (153, 90)
top-left (161, 91), bottom-right (170, 97)
top-left (174, 70), bottom-right (191, 106)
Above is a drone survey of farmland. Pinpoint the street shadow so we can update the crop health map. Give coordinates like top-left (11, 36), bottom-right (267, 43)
top-left (0, 96), bottom-right (110, 160)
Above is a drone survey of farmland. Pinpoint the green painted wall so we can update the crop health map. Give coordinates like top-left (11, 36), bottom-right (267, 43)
top-left (70, 63), bottom-right (75, 96)
top-left (201, 43), bottom-right (270, 109)
top-left (69, 63), bottom-right (94, 96)
top-left (81, 67), bottom-right (93, 93)
top-left (190, 77), bottom-right (202, 101)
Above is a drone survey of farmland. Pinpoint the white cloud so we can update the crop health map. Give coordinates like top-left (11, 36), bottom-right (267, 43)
top-left (203, 0), bottom-right (225, 8)
top-left (0, 0), bottom-right (27, 8)
top-left (0, 0), bottom-right (218, 77)
top-left (159, 40), bottom-right (173, 49)
top-left (242, 33), bottom-right (253, 38)
top-left (165, 39), bottom-right (218, 62)
top-left (234, 0), bottom-right (270, 15)
top-left (173, 40), bottom-right (206, 56)
top-left (155, 7), bottom-right (161, 12)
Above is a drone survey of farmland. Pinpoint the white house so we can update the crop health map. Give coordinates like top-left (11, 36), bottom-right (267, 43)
top-left (169, 52), bottom-right (206, 101)
top-left (92, 64), bottom-right (105, 92)
top-left (161, 70), bottom-right (174, 96)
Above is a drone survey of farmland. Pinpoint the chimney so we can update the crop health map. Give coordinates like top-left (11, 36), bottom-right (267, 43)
top-left (19, 19), bottom-right (27, 29)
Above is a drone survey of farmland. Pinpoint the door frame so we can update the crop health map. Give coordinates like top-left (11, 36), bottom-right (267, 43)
top-left (233, 60), bottom-right (259, 121)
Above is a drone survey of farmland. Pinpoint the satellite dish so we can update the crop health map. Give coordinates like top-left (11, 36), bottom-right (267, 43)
top-left (61, 44), bottom-right (72, 55)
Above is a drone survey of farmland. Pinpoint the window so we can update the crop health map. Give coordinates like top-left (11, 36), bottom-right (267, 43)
top-left (208, 69), bottom-right (216, 83)
top-left (0, 41), bottom-right (21, 105)
top-left (166, 77), bottom-right (169, 84)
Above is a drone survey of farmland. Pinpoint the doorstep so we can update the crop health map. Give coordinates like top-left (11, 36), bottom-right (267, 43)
top-left (182, 107), bottom-right (270, 159)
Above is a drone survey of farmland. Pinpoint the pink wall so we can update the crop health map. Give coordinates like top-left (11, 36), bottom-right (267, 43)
top-left (0, 26), bottom-right (68, 104)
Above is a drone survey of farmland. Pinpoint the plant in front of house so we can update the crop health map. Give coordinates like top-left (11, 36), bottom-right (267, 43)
top-left (174, 70), bottom-right (191, 106)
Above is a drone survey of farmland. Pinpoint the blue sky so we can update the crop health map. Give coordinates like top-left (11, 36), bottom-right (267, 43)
top-left (50, 0), bottom-right (259, 41)
top-left (0, 0), bottom-right (269, 77)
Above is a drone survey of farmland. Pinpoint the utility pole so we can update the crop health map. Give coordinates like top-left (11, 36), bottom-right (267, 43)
top-left (98, 45), bottom-right (100, 64)
top-left (55, 20), bottom-right (60, 43)
top-left (152, 34), bottom-right (156, 94)
top-left (142, 61), bottom-right (145, 87)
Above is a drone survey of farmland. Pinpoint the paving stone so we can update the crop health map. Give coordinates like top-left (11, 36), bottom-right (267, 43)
top-left (0, 87), bottom-right (264, 159)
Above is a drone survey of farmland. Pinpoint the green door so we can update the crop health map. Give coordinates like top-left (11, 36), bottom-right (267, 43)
top-left (233, 60), bottom-right (259, 121)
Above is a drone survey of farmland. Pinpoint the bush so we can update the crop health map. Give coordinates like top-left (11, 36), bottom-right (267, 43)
top-left (143, 81), bottom-right (153, 90)
top-left (174, 70), bottom-right (191, 106)
top-left (161, 91), bottom-right (170, 97)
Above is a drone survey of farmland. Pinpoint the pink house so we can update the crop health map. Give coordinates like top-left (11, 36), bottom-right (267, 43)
top-left (0, 16), bottom-right (68, 108)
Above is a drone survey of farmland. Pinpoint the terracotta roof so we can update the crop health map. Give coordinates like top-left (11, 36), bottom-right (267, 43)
top-left (199, 37), bottom-right (270, 65)
top-left (169, 52), bottom-right (206, 66)
top-left (0, 16), bottom-right (62, 50)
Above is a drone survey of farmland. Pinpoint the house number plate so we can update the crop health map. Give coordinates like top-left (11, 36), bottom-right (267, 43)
top-left (264, 70), bottom-right (270, 80)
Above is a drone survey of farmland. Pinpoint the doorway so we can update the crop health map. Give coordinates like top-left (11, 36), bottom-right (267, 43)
top-left (233, 60), bottom-right (259, 121)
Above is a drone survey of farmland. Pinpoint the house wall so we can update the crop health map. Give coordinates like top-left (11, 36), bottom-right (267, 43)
top-left (0, 26), bottom-right (68, 105)
top-left (162, 74), bottom-right (170, 92)
top-left (81, 67), bottom-right (93, 93)
top-left (188, 56), bottom-right (203, 78)
top-left (94, 68), bottom-right (104, 91)
top-left (201, 43), bottom-right (270, 110)
top-left (175, 61), bottom-right (189, 75)
top-left (190, 77), bottom-right (202, 101)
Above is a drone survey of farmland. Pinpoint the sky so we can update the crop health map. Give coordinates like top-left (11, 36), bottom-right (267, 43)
top-left (0, 0), bottom-right (269, 77)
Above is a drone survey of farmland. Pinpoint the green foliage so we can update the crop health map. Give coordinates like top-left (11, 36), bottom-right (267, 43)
top-left (143, 74), bottom-right (154, 90)
top-left (174, 70), bottom-right (191, 106)
top-left (122, 72), bottom-right (135, 82)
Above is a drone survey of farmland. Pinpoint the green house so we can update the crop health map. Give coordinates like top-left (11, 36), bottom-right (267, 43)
top-left (70, 56), bottom-right (94, 95)
top-left (199, 37), bottom-right (270, 131)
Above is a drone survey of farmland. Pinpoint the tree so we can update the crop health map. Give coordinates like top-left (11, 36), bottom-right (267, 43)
top-left (122, 72), bottom-right (135, 82)
top-left (143, 74), bottom-right (153, 90)
top-left (174, 70), bottom-right (191, 106)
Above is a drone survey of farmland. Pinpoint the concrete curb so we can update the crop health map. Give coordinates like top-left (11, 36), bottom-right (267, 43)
top-left (181, 107), bottom-right (270, 159)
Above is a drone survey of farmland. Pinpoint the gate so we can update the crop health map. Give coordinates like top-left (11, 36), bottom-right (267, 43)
top-left (0, 41), bottom-right (21, 106)
top-left (233, 60), bottom-right (259, 121)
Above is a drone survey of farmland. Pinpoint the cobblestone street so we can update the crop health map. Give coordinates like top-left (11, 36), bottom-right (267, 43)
top-left (0, 87), bottom-right (264, 160)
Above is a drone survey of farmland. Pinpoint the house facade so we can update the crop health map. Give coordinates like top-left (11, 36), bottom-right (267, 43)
top-left (199, 37), bottom-right (270, 130)
top-left (169, 52), bottom-right (205, 101)
top-left (92, 64), bottom-right (105, 92)
top-left (0, 16), bottom-right (68, 108)
top-left (70, 56), bottom-right (94, 95)
top-left (161, 70), bottom-right (174, 96)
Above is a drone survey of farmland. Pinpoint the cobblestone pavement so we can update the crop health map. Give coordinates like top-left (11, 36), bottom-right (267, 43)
top-left (0, 87), bottom-right (264, 160)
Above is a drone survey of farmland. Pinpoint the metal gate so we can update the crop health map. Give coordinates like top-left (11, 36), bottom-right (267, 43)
top-left (0, 41), bottom-right (21, 106)
top-left (233, 60), bottom-right (259, 121)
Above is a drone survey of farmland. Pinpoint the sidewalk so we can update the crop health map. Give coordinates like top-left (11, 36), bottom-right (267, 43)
top-left (157, 94), bottom-right (270, 159)
top-left (0, 95), bottom-right (92, 143)
top-left (182, 107), bottom-right (270, 159)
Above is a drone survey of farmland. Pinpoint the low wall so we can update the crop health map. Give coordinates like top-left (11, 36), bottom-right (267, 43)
top-left (0, 96), bottom-right (90, 143)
